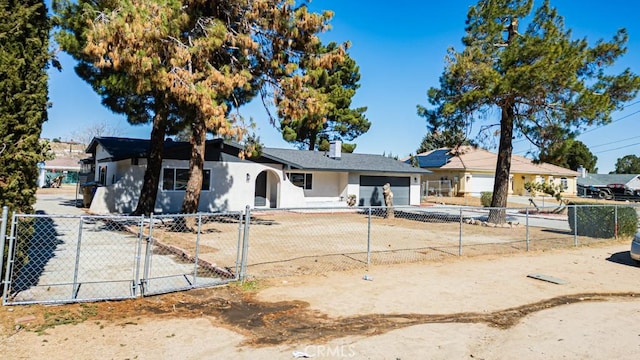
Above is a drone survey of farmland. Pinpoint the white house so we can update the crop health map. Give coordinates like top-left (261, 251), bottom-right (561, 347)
top-left (85, 137), bottom-right (430, 214)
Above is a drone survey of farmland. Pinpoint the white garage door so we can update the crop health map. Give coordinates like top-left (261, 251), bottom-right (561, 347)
top-left (470, 174), bottom-right (495, 195)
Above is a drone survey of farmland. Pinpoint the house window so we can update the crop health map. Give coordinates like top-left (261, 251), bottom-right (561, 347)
top-left (99, 166), bottom-right (107, 185)
top-left (288, 172), bottom-right (312, 190)
top-left (560, 177), bottom-right (568, 190)
top-left (162, 168), bottom-right (211, 191)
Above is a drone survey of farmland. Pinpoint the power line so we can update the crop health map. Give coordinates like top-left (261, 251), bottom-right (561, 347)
top-left (509, 100), bottom-right (640, 145)
top-left (579, 109), bottom-right (640, 136)
top-left (589, 135), bottom-right (640, 149)
top-left (592, 141), bottom-right (640, 154)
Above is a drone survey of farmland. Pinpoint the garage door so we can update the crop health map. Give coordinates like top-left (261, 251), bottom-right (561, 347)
top-left (359, 176), bottom-right (410, 206)
top-left (470, 174), bottom-right (495, 195)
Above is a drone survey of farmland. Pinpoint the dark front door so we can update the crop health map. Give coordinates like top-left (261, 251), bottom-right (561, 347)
top-left (254, 171), bottom-right (267, 207)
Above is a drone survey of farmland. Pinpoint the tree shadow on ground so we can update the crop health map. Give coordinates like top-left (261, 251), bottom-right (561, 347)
top-left (11, 211), bottom-right (63, 293)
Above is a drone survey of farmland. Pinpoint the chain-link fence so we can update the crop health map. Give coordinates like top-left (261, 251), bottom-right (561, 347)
top-left (143, 212), bottom-right (243, 296)
top-left (242, 204), bottom-right (640, 278)
top-left (2, 204), bottom-right (638, 304)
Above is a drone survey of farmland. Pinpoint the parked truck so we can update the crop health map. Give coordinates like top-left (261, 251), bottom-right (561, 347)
top-left (580, 183), bottom-right (640, 201)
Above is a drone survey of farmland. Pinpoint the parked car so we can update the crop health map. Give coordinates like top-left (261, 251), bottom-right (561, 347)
top-left (631, 232), bottom-right (640, 263)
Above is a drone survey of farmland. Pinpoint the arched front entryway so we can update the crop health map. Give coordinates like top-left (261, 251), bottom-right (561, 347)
top-left (254, 170), bottom-right (279, 208)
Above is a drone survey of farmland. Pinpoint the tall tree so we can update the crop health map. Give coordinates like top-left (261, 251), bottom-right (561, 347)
top-left (0, 0), bottom-right (53, 282)
top-left (59, 0), bottom-right (342, 214)
top-left (538, 139), bottom-right (597, 173)
top-left (279, 42), bottom-right (370, 152)
top-left (417, 91), bottom-right (475, 153)
top-left (70, 119), bottom-right (124, 145)
top-left (611, 154), bottom-right (640, 174)
top-left (422, 0), bottom-right (640, 222)
top-left (415, 131), bottom-right (475, 154)
top-left (0, 0), bottom-right (52, 213)
top-left (54, 0), bottom-right (189, 215)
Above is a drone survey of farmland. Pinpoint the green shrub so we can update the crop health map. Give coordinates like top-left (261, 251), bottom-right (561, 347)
top-left (480, 192), bottom-right (493, 207)
top-left (567, 203), bottom-right (638, 239)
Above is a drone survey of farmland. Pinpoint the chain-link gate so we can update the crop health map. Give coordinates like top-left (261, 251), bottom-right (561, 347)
top-left (142, 212), bottom-right (243, 296)
top-left (2, 214), bottom-right (145, 305)
top-left (1, 211), bottom-right (244, 305)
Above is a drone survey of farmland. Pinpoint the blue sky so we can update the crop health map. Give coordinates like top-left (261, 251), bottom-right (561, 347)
top-left (43, 1), bottom-right (640, 173)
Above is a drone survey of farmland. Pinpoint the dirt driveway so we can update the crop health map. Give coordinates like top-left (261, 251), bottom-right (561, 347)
top-left (1, 239), bottom-right (639, 359)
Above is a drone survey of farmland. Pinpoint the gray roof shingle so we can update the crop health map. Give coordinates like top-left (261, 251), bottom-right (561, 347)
top-left (260, 148), bottom-right (430, 174)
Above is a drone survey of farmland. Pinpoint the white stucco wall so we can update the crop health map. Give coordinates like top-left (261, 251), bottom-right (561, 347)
top-left (154, 160), bottom-right (292, 212)
top-left (300, 172), bottom-right (347, 203)
top-left (95, 144), bottom-right (110, 161)
top-left (94, 161), bottom-right (117, 186)
top-left (89, 166), bottom-right (145, 214)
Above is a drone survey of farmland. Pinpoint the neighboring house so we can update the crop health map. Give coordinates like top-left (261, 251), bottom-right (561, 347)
top-left (37, 141), bottom-right (85, 187)
top-left (576, 173), bottom-right (640, 195)
top-left (407, 146), bottom-right (578, 196)
top-left (85, 137), bottom-right (429, 214)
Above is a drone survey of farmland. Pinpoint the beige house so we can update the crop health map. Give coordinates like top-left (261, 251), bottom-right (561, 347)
top-left (409, 146), bottom-right (578, 197)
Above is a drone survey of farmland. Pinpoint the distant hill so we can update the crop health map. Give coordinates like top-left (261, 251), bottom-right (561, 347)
top-left (48, 140), bottom-right (87, 161)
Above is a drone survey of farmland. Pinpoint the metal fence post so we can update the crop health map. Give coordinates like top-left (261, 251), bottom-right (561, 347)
top-left (239, 206), bottom-right (251, 281)
top-left (72, 216), bottom-right (84, 300)
top-left (142, 214), bottom-right (155, 296)
top-left (367, 207), bottom-right (372, 266)
top-left (458, 208), bottom-right (463, 256)
top-left (2, 213), bottom-right (17, 305)
top-left (614, 205), bottom-right (618, 239)
top-left (0, 206), bottom-right (8, 286)
top-left (525, 208), bottom-right (529, 252)
top-left (132, 215), bottom-right (145, 297)
top-left (235, 211), bottom-right (244, 279)
top-left (193, 214), bottom-right (202, 287)
top-left (573, 204), bottom-right (578, 247)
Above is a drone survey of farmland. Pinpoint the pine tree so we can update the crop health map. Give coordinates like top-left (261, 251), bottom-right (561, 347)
top-left (280, 42), bottom-right (370, 152)
top-left (55, 0), bottom-right (342, 213)
top-left (423, 0), bottom-right (640, 222)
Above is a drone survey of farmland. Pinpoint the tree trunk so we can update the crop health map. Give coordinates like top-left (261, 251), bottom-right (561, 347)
top-left (487, 16), bottom-right (519, 224)
top-left (488, 104), bottom-right (514, 224)
top-left (308, 131), bottom-right (317, 150)
top-left (181, 116), bottom-right (206, 214)
top-left (132, 108), bottom-right (167, 216)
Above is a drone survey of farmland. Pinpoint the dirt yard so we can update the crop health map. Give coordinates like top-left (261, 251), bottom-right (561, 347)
top-left (148, 208), bottom-right (614, 278)
top-left (1, 239), bottom-right (639, 359)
